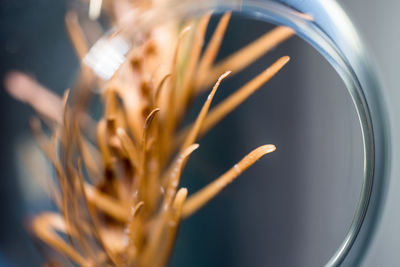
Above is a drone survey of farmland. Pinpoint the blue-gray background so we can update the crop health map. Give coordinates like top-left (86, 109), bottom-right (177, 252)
top-left (0, 0), bottom-right (398, 266)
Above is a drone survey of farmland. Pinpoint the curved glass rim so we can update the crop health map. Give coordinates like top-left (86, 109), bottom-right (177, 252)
top-left (78, 0), bottom-right (390, 266)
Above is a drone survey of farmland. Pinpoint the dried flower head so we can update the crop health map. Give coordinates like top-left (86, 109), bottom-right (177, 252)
top-left (5, 0), bottom-right (293, 266)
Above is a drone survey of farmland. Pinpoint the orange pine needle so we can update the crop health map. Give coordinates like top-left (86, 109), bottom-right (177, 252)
top-left (182, 144), bottom-right (276, 218)
top-left (4, 72), bottom-right (63, 124)
top-left (32, 212), bottom-right (88, 266)
top-left (180, 71), bottom-right (231, 151)
top-left (196, 12), bottom-right (232, 87)
top-left (157, 187), bottom-right (188, 266)
top-left (200, 55), bottom-right (289, 137)
top-left (175, 13), bottom-right (212, 118)
top-left (84, 183), bottom-right (129, 222)
top-left (199, 26), bottom-right (294, 89)
top-left (65, 11), bottom-right (89, 60)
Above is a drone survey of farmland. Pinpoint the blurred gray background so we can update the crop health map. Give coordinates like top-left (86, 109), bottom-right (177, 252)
top-left (0, 0), bottom-right (399, 266)
top-left (340, 1), bottom-right (400, 266)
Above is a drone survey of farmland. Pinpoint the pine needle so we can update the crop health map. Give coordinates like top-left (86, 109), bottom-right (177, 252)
top-left (180, 56), bottom-right (290, 142)
top-left (198, 26), bottom-right (294, 89)
top-left (32, 212), bottom-right (88, 266)
top-left (175, 13), bottom-right (212, 119)
top-left (65, 11), bottom-right (89, 61)
top-left (4, 72), bottom-right (63, 125)
top-left (180, 71), bottom-right (231, 151)
top-left (196, 12), bottom-right (232, 87)
top-left (84, 183), bottom-right (129, 222)
top-left (182, 144), bottom-right (276, 218)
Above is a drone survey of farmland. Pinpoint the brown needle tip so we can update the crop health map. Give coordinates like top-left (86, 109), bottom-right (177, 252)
top-left (272, 56), bottom-right (290, 70)
top-left (236, 144), bottom-right (276, 172)
top-left (258, 144), bottom-right (276, 154)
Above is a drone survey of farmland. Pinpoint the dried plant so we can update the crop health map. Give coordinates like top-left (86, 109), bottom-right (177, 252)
top-left (5, 1), bottom-right (293, 266)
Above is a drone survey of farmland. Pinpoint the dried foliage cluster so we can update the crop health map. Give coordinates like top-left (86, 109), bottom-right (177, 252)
top-left (5, 1), bottom-right (293, 266)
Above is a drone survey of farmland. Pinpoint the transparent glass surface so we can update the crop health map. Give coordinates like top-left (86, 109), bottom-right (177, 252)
top-left (64, 0), bottom-right (389, 266)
